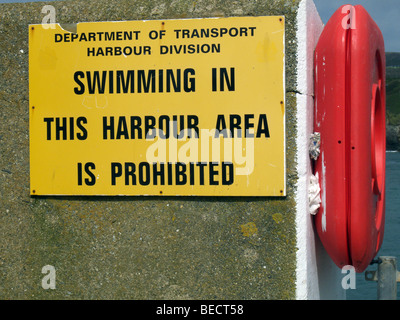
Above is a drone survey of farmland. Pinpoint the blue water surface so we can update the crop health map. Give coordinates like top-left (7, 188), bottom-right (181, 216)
top-left (347, 151), bottom-right (400, 300)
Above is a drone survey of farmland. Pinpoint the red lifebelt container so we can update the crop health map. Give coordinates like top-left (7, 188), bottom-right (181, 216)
top-left (313, 5), bottom-right (386, 273)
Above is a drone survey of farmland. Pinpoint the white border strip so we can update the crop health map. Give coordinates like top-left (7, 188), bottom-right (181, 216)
top-left (295, 0), bottom-right (324, 300)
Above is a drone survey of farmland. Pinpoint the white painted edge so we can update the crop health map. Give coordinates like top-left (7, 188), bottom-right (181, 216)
top-left (294, 0), bottom-right (323, 300)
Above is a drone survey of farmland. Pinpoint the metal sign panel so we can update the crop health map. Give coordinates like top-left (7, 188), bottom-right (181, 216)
top-left (29, 16), bottom-right (285, 196)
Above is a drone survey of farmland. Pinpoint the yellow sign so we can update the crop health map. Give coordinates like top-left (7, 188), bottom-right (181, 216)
top-left (29, 16), bottom-right (285, 196)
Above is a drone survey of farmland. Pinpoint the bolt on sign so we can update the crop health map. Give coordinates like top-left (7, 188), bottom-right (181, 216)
top-left (29, 16), bottom-right (286, 196)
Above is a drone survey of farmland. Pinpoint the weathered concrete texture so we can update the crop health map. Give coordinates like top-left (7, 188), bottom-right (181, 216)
top-left (0, 0), bottom-right (301, 299)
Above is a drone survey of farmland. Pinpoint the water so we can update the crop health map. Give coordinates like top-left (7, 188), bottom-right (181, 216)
top-left (347, 151), bottom-right (400, 300)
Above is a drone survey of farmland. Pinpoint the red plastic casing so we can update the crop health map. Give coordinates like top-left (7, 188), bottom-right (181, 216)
top-left (314, 5), bottom-right (386, 273)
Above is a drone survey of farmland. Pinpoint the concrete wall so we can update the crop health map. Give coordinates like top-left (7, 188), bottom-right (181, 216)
top-left (0, 0), bottom-right (344, 299)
